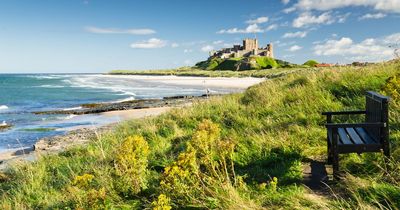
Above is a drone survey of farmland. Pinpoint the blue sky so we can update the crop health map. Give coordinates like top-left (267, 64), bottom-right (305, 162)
top-left (0, 0), bottom-right (399, 73)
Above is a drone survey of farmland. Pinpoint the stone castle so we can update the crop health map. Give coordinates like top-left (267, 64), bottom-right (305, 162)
top-left (209, 38), bottom-right (274, 59)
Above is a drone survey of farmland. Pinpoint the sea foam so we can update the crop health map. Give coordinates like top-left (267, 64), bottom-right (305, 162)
top-left (0, 105), bottom-right (9, 110)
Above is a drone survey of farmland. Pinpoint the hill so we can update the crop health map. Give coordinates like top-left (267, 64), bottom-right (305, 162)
top-left (0, 61), bottom-right (399, 209)
top-left (195, 57), bottom-right (302, 71)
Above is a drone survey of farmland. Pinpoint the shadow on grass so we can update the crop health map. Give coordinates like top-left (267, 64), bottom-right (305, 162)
top-left (235, 148), bottom-right (303, 186)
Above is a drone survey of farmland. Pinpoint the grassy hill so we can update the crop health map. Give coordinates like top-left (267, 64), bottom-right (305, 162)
top-left (195, 57), bottom-right (286, 71)
top-left (1, 61), bottom-right (400, 209)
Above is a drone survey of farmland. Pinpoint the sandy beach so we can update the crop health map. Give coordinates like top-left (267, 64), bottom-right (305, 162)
top-left (97, 75), bottom-right (265, 89)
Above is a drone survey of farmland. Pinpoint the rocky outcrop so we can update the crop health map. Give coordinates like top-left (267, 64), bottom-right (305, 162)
top-left (33, 94), bottom-right (216, 115)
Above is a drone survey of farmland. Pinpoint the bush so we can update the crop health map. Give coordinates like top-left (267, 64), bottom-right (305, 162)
top-left (382, 74), bottom-right (400, 101)
top-left (303, 60), bottom-right (319, 67)
top-left (254, 57), bottom-right (279, 69)
top-left (114, 135), bottom-right (150, 195)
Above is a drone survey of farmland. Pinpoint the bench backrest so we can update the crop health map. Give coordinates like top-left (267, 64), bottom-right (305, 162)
top-left (365, 91), bottom-right (390, 143)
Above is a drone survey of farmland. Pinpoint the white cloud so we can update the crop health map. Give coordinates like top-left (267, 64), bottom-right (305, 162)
top-left (293, 0), bottom-right (400, 14)
top-left (246, 16), bottom-right (269, 24)
top-left (201, 45), bottom-right (214, 52)
top-left (217, 24), bottom-right (264, 34)
top-left (282, 31), bottom-right (308, 38)
top-left (338, 12), bottom-right (351, 23)
top-left (171, 43), bottom-right (179, 48)
top-left (184, 49), bottom-right (193, 53)
top-left (266, 24), bottom-right (278, 31)
top-left (213, 40), bottom-right (224, 45)
top-left (130, 38), bottom-right (167, 49)
top-left (359, 13), bottom-right (387, 20)
top-left (283, 7), bottom-right (296, 13)
top-left (282, 0), bottom-right (290, 4)
top-left (85, 26), bottom-right (156, 35)
top-left (383, 33), bottom-right (400, 44)
top-left (288, 45), bottom-right (302, 51)
top-left (313, 34), bottom-right (397, 61)
top-left (293, 12), bottom-right (335, 28)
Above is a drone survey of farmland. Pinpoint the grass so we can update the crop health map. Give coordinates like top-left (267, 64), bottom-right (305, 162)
top-left (0, 61), bottom-right (400, 209)
top-left (109, 66), bottom-right (308, 79)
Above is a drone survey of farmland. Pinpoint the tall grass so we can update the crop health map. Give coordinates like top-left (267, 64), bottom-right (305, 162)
top-left (0, 61), bottom-right (399, 209)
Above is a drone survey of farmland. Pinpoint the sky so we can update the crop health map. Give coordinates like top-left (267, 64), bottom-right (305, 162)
top-left (0, 0), bottom-right (399, 73)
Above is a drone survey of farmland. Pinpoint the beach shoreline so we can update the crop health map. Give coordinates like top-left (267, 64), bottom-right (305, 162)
top-left (0, 75), bottom-right (265, 170)
top-left (0, 106), bottom-right (174, 170)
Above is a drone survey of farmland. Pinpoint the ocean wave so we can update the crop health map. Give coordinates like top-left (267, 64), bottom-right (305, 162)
top-left (113, 96), bottom-right (136, 103)
top-left (56, 114), bottom-right (77, 120)
top-left (62, 106), bottom-right (82, 111)
top-left (38, 85), bottom-right (65, 88)
top-left (29, 75), bottom-right (70, 80)
top-left (63, 76), bottom-right (137, 96)
top-left (0, 105), bottom-right (9, 110)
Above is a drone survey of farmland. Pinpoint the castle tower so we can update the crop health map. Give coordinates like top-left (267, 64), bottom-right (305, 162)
top-left (243, 38), bottom-right (258, 51)
top-left (267, 43), bottom-right (274, 58)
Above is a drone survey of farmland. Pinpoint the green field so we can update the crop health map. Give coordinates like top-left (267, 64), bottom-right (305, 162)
top-left (1, 61), bottom-right (400, 209)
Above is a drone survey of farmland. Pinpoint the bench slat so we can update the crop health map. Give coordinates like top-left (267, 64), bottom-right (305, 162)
top-left (338, 128), bottom-right (352, 145)
top-left (346, 128), bottom-right (364, 144)
top-left (355, 127), bottom-right (378, 144)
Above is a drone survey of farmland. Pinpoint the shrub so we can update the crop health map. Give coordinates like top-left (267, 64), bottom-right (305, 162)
top-left (382, 74), bottom-right (400, 101)
top-left (151, 194), bottom-right (172, 210)
top-left (255, 57), bottom-right (279, 69)
top-left (72, 173), bottom-right (95, 189)
top-left (160, 119), bottom-right (246, 208)
top-left (114, 135), bottom-right (150, 195)
top-left (303, 60), bottom-right (319, 67)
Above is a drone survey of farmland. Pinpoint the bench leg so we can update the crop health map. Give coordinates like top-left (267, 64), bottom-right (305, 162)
top-left (383, 145), bottom-right (390, 158)
top-left (332, 150), bottom-right (339, 179)
top-left (327, 140), bottom-right (333, 164)
top-left (332, 128), bottom-right (339, 179)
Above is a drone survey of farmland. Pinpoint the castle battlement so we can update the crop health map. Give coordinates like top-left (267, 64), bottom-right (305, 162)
top-left (210, 38), bottom-right (274, 59)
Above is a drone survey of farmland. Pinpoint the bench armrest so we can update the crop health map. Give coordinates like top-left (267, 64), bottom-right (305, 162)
top-left (322, 110), bottom-right (366, 116)
top-left (325, 122), bottom-right (386, 128)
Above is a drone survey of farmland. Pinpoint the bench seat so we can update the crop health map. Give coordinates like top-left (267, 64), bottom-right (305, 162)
top-left (328, 127), bottom-right (381, 154)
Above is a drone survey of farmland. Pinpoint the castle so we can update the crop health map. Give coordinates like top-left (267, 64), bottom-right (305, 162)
top-left (209, 38), bottom-right (274, 59)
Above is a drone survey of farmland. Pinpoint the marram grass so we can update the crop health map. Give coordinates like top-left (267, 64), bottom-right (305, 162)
top-left (0, 61), bottom-right (399, 209)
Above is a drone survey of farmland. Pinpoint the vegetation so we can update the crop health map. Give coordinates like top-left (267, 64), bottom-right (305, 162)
top-left (1, 61), bottom-right (400, 209)
top-left (109, 66), bottom-right (310, 79)
top-left (303, 60), bottom-right (319, 67)
top-left (195, 57), bottom-right (286, 71)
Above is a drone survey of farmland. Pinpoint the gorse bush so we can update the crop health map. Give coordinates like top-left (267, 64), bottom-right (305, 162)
top-left (159, 119), bottom-right (252, 208)
top-left (382, 73), bottom-right (400, 101)
top-left (114, 135), bottom-right (150, 195)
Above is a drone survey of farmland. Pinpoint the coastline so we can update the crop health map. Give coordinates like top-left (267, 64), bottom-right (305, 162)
top-left (0, 75), bottom-right (265, 170)
top-left (0, 107), bottom-right (173, 170)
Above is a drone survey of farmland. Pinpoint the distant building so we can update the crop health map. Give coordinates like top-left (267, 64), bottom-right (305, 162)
top-left (315, 63), bottom-right (332, 67)
top-left (209, 38), bottom-right (274, 59)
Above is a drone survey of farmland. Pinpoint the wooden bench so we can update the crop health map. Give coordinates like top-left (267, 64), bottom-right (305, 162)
top-left (322, 91), bottom-right (390, 176)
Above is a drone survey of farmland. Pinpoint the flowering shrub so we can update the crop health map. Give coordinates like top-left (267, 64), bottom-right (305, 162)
top-left (270, 177), bottom-right (278, 192)
top-left (160, 119), bottom-right (239, 207)
top-left (72, 173), bottom-right (94, 189)
top-left (151, 194), bottom-right (172, 210)
top-left (382, 74), bottom-right (400, 101)
top-left (66, 174), bottom-right (108, 209)
top-left (114, 135), bottom-right (150, 195)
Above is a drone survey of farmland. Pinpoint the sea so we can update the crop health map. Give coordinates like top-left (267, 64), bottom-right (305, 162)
top-left (0, 74), bottom-right (237, 152)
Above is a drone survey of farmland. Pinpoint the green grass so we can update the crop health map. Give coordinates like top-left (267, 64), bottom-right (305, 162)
top-left (1, 61), bottom-right (400, 209)
top-left (109, 66), bottom-right (309, 79)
